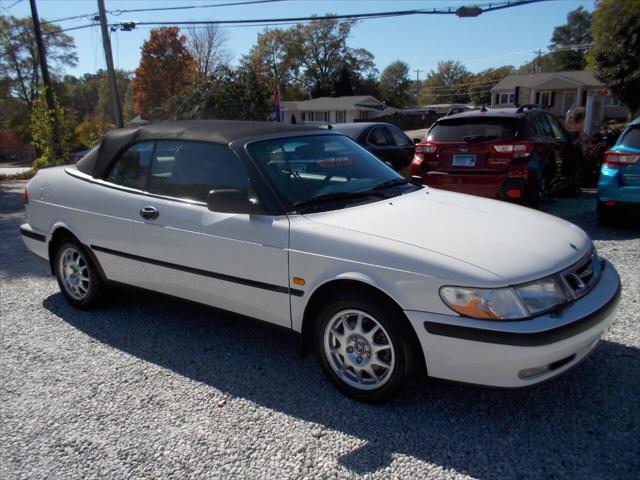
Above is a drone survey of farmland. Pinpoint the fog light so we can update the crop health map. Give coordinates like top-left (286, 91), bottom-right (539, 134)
top-left (506, 189), bottom-right (522, 199)
top-left (518, 366), bottom-right (550, 379)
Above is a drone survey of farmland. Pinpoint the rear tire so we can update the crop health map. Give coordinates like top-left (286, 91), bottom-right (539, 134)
top-left (53, 238), bottom-right (103, 309)
top-left (597, 201), bottom-right (617, 226)
top-left (313, 290), bottom-right (420, 403)
top-left (532, 173), bottom-right (552, 210)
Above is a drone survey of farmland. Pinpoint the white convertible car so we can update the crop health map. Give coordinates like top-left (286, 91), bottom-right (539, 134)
top-left (21, 120), bottom-right (621, 401)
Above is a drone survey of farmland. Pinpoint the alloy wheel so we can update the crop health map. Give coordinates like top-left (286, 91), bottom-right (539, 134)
top-left (58, 246), bottom-right (90, 301)
top-left (323, 309), bottom-right (396, 391)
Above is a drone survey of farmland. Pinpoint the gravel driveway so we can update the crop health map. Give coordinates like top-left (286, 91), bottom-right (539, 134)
top-left (1, 180), bottom-right (638, 479)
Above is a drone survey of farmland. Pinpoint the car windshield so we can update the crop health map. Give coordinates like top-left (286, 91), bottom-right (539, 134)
top-left (619, 125), bottom-right (640, 149)
top-left (247, 134), bottom-right (414, 212)
top-left (428, 117), bottom-right (518, 142)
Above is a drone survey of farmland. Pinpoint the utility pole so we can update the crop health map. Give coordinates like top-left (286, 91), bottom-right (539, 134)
top-left (29, 0), bottom-right (62, 159)
top-left (535, 49), bottom-right (543, 73)
top-left (414, 69), bottom-right (423, 105)
top-left (97, 0), bottom-right (123, 128)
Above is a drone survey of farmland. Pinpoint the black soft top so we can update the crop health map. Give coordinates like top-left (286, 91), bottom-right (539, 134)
top-left (76, 119), bottom-right (323, 178)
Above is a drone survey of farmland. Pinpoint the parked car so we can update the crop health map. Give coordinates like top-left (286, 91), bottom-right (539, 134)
top-left (411, 106), bottom-right (583, 209)
top-left (21, 120), bottom-right (620, 402)
top-left (329, 122), bottom-right (415, 172)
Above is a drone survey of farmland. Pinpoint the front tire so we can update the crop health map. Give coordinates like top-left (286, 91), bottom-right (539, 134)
top-left (313, 291), bottom-right (419, 402)
top-left (54, 239), bottom-right (103, 309)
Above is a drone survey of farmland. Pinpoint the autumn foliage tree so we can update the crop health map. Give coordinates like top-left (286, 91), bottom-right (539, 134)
top-left (131, 27), bottom-right (196, 120)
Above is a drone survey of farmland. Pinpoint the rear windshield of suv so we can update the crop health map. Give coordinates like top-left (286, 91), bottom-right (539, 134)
top-left (619, 125), bottom-right (640, 149)
top-left (427, 117), bottom-right (518, 142)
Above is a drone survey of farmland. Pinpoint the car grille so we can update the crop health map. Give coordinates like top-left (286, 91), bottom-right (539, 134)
top-left (561, 251), bottom-right (602, 300)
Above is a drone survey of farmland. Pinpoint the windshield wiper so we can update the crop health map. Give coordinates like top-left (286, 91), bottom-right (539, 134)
top-left (293, 190), bottom-right (389, 213)
top-left (367, 178), bottom-right (410, 190)
top-left (463, 135), bottom-right (497, 143)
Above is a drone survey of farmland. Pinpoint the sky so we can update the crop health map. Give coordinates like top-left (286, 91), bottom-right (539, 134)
top-left (4, 0), bottom-right (595, 79)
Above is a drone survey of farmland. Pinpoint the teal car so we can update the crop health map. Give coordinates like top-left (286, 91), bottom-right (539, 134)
top-left (597, 117), bottom-right (640, 224)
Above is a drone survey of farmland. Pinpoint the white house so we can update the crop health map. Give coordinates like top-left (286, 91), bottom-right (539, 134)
top-left (280, 96), bottom-right (397, 125)
top-left (490, 70), bottom-right (631, 120)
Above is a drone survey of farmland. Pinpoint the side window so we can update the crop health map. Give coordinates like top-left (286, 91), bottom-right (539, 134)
top-left (533, 114), bottom-right (554, 138)
top-left (146, 141), bottom-right (249, 203)
top-left (546, 114), bottom-right (568, 141)
top-left (367, 127), bottom-right (392, 146)
top-left (388, 127), bottom-right (412, 146)
top-left (105, 142), bottom-right (154, 189)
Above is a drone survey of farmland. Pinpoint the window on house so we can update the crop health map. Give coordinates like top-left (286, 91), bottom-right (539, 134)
top-left (323, 111), bottom-right (330, 122)
top-left (498, 92), bottom-right (515, 105)
top-left (539, 91), bottom-right (552, 106)
top-left (606, 97), bottom-right (622, 107)
top-left (307, 112), bottom-right (315, 122)
top-left (360, 111), bottom-right (369, 120)
top-left (335, 111), bottom-right (346, 123)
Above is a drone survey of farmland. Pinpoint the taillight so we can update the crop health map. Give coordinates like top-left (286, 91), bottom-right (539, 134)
top-left (415, 144), bottom-right (438, 154)
top-left (604, 152), bottom-right (640, 166)
top-left (492, 142), bottom-right (534, 159)
top-left (24, 188), bottom-right (29, 204)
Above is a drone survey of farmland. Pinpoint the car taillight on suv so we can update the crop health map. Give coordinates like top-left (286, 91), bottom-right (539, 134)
top-left (489, 142), bottom-right (534, 163)
top-left (603, 151), bottom-right (640, 167)
top-left (411, 143), bottom-right (438, 175)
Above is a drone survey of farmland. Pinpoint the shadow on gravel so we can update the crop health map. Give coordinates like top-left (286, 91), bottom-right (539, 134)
top-left (44, 288), bottom-right (640, 479)
top-left (548, 191), bottom-right (640, 241)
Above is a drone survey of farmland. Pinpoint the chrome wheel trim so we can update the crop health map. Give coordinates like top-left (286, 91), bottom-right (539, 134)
top-left (58, 246), bottom-right (90, 301)
top-left (323, 309), bottom-right (396, 391)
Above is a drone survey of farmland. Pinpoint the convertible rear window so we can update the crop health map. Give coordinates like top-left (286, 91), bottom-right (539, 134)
top-left (427, 117), bottom-right (518, 142)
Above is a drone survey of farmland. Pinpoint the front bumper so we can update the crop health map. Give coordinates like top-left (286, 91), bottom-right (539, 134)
top-left (404, 259), bottom-right (621, 388)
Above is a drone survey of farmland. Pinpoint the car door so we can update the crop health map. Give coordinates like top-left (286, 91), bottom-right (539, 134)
top-left (80, 142), bottom-right (154, 288)
top-left (387, 125), bottom-right (416, 172)
top-left (545, 113), bottom-right (580, 188)
top-left (533, 114), bottom-right (564, 187)
top-left (132, 140), bottom-right (292, 328)
top-left (365, 126), bottom-right (398, 167)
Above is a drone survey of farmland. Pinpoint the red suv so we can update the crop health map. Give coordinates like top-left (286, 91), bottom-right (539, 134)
top-left (410, 106), bottom-right (582, 209)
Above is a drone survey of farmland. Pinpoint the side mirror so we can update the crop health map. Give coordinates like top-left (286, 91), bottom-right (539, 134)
top-left (206, 188), bottom-right (262, 214)
top-left (568, 130), bottom-right (580, 142)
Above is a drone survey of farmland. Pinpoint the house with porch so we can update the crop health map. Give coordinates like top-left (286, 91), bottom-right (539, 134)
top-left (280, 95), bottom-right (397, 125)
top-left (490, 70), bottom-right (631, 121)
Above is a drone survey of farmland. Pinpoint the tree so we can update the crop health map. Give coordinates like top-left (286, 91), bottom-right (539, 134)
top-left (29, 86), bottom-right (72, 168)
top-left (468, 66), bottom-right (515, 105)
top-left (379, 60), bottom-right (410, 108)
top-left (75, 115), bottom-right (113, 148)
top-left (590, 0), bottom-right (640, 115)
top-left (188, 26), bottom-right (230, 78)
top-left (0, 15), bottom-right (77, 108)
top-left (549, 6), bottom-right (592, 71)
top-left (131, 27), bottom-right (196, 120)
top-left (517, 53), bottom-right (556, 74)
top-left (420, 61), bottom-right (471, 104)
top-left (247, 28), bottom-right (302, 94)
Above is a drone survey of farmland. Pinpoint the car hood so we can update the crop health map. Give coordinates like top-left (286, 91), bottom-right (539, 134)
top-left (304, 188), bottom-right (591, 284)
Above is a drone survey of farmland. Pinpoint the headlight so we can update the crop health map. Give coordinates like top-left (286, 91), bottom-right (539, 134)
top-left (514, 276), bottom-right (568, 316)
top-left (440, 277), bottom-right (570, 321)
top-left (439, 286), bottom-right (528, 320)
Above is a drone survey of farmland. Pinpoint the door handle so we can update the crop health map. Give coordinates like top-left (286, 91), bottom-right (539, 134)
top-left (140, 206), bottom-right (159, 220)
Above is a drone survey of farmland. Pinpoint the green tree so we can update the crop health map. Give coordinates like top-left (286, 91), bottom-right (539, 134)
top-left (468, 66), bottom-right (515, 105)
top-left (549, 6), bottom-right (592, 71)
top-left (0, 15), bottom-right (77, 108)
top-left (420, 61), bottom-right (471, 104)
top-left (75, 115), bottom-right (114, 148)
top-left (379, 60), bottom-right (411, 108)
top-left (590, 0), bottom-right (640, 114)
top-left (29, 87), bottom-right (72, 168)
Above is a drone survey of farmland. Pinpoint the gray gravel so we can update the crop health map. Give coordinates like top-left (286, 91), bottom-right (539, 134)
top-left (1, 180), bottom-right (639, 480)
